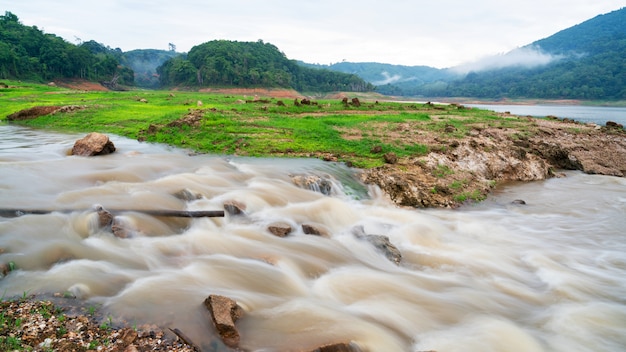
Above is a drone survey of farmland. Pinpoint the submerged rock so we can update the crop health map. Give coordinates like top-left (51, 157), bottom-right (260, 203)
top-left (302, 223), bottom-right (330, 237)
top-left (0, 262), bottom-right (10, 277)
top-left (204, 294), bottom-right (244, 348)
top-left (94, 204), bottom-right (114, 228)
top-left (309, 342), bottom-right (362, 352)
top-left (364, 234), bottom-right (402, 265)
top-left (291, 174), bottom-right (334, 195)
top-left (71, 132), bottom-right (116, 156)
top-left (352, 227), bottom-right (402, 265)
top-left (111, 218), bottom-right (132, 239)
top-left (224, 200), bottom-right (246, 216)
top-left (172, 189), bottom-right (203, 201)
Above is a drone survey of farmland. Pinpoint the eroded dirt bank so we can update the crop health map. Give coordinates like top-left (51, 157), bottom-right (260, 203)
top-left (360, 116), bottom-right (626, 208)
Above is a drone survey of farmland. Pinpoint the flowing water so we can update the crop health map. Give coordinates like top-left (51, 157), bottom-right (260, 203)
top-left (1, 124), bottom-right (625, 352)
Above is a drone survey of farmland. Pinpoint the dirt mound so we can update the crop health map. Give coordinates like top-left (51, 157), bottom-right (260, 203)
top-left (6, 105), bottom-right (86, 121)
top-left (361, 117), bottom-right (626, 208)
top-left (53, 79), bottom-right (109, 91)
top-left (7, 106), bottom-right (61, 121)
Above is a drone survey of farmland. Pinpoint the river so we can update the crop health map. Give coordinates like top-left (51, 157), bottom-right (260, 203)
top-left (467, 104), bottom-right (626, 126)
top-left (1, 124), bottom-right (625, 351)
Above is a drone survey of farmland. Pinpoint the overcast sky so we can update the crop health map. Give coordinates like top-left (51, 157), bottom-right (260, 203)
top-left (3, 1), bottom-right (626, 68)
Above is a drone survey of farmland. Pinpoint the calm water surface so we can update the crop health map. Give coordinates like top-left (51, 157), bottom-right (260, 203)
top-left (468, 104), bottom-right (626, 126)
top-left (1, 125), bottom-right (625, 351)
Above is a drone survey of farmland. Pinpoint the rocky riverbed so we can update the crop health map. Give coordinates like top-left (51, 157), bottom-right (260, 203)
top-left (2, 94), bottom-right (625, 351)
top-left (360, 114), bottom-right (625, 208)
top-left (0, 297), bottom-right (197, 351)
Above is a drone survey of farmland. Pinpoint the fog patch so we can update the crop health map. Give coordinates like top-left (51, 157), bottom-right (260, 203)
top-left (372, 71), bottom-right (418, 85)
top-left (451, 46), bottom-right (563, 74)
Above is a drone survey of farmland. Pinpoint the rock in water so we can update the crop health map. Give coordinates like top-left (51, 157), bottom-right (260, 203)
top-left (268, 222), bottom-right (293, 237)
top-left (223, 200), bottom-right (246, 216)
top-left (94, 204), bottom-right (114, 228)
top-left (352, 227), bottom-right (402, 265)
top-left (204, 295), bottom-right (244, 348)
top-left (310, 342), bottom-right (362, 352)
top-left (302, 223), bottom-right (330, 237)
top-left (71, 132), bottom-right (116, 156)
top-left (364, 234), bottom-right (402, 265)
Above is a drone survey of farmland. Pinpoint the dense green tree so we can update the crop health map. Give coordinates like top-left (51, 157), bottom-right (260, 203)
top-left (159, 40), bottom-right (373, 92)
top-left (0, 12), bottom-right (133, 85)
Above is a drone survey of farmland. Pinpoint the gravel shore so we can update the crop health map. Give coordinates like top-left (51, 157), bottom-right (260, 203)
top-left (0, 296), bottom-right (198, 351)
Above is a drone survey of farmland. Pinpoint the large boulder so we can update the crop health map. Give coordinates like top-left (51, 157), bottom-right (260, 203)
top-left (71, 132), bottom-right (116, 156)
top-left (204, 294), bottom-right (244, 348)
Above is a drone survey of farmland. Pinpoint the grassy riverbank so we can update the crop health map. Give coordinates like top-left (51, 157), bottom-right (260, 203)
top-left (4, 80), bottom-right (624, 208)
top-left (1, 80), bottom-right (532, 169)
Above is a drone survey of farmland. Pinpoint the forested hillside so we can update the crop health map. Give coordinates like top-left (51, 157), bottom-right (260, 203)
top-left (312, 7), bottom-right (626, 100)
top-left (0, 12), bottom-right (371, 93)
top-left (157, 40), bottom-right (374, 92)
top-left (438, 7), bottom-right (626, 99)
top-left (0, 12), bottom-right (132, 86)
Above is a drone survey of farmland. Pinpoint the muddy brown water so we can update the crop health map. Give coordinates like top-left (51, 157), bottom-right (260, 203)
top-left (1, 125), bottom-right (625, 351)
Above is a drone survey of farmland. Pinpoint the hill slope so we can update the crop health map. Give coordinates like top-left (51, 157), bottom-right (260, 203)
top-left (422, 7), bottom-right (626, 99)
top-left (312, 7), bottom-right (626, 100)
top-left (0, 12), bottom-right (132, 86)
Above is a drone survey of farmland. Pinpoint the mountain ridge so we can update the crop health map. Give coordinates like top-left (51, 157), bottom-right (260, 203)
top-left (315, 7), bottom-right (626, 100)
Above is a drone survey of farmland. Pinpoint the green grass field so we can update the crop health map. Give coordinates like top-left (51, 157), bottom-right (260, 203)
top-left (0, 80), bottom-right (532, 168)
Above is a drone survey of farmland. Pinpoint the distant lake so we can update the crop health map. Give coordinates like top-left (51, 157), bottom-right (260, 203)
top-left (467, 104), bottom-right (626, 126)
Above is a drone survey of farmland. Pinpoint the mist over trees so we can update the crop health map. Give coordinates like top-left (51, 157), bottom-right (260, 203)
top-left (122, 49), bottom-right (179, 88)
top-left (330, 7), bottom-right (626, 100)
top-left (157, 40), bottom-right (374, 92)
top-left (0, 12), bottom-right (132, 85)
top-left (435, 8), bottom-right (626, 100)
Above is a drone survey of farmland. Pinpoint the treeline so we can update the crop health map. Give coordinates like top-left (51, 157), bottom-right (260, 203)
top-left (433, 8), bottom-right (626, 100)
top-left (0, 12), bottom-right (132, 85)
top-left (436, 48), bottom-right (626, 99)
top-left (157, 40), bottom-right (374, 92)
top-left (377, 7), bottom-right (626, 99)
top-left (0, 12), bottom-right (372, 93)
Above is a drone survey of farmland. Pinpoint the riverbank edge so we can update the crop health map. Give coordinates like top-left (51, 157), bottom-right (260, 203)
top-left (359, 113), bottom-right (625, 208)
top-left (3, 83), bottom-right (625, 208)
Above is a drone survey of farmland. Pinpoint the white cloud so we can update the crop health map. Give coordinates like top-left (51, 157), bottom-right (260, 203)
top-left (451, 47), bottom-right (563, 74)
